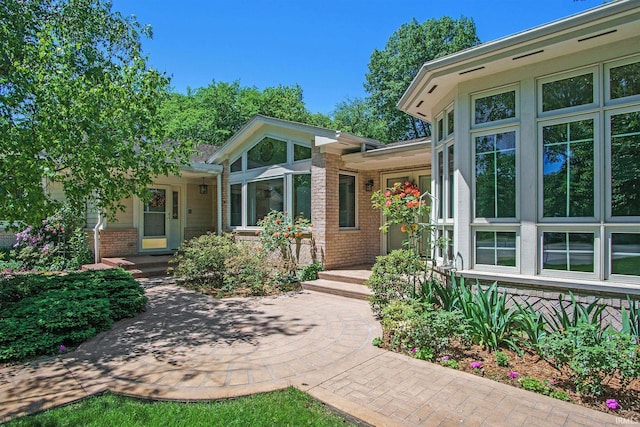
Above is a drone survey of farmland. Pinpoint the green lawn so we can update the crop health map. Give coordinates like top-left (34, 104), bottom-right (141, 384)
top-left (5, 388), bottom-right (355, 427)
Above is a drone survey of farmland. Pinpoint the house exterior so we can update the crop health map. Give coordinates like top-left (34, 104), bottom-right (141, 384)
top-left (397, 0), bottom-right (640, 306)
top-left (0, 115), bottom-right (431, 269)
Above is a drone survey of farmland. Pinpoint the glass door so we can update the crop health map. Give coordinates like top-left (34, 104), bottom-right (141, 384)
top-left (141, 188), bottom-right (169, 250)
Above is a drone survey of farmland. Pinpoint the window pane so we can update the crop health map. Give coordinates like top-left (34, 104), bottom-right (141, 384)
top-left (448, 145), bottom-right (454, 218)
top-left (475, 231), bottom-right (516, 266)
top-left (293, 174), bottom-right (311, 220)
top-left (247, 178), bottom-right (284, 226)
top-left (339, 174), bottom-right (356, 228)
top-left (611, 233), bottom-right (640, 276)
top-left (542, 73), bottom-right (593, 112)
top-left (543, 119), bottom-right (594, 217)
top-left (610, 61), bottom-right (640, 100)
top-left (437, 118), bottom-right (444, 141)
top-left (474, 91), bottom-right (516, 124)
top-left (294, 144), bottom-right (312, 161)
top-left (475, 131), bottom-right (516, 218)
top-left (447, 110), bottom-right (454, 136)
top-left (230, 157), bottom-right (242, 173)
top-left (611, 111), bottom-right (640, 216)
top-left (543, 232), bottom-right (594, 272)
top-left (230, 184), bottom-right (242, 226)
top-left (247, 137), bottom-right (287, 169)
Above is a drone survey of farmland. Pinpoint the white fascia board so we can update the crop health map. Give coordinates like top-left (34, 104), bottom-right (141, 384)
top-left (180, 163), bottom-right (223, 174)
top-left (398, 0), bottom-right (640, 114)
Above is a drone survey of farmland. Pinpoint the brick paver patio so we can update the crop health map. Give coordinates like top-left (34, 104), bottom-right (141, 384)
top-left (0, 279), bottom-right (624, 426)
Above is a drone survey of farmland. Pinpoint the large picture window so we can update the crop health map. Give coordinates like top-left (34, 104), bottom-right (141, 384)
top-left (610, 111), bottom-right (640, 217)
top-left (475, 131), bottom-right (516, 218)
top-left (247, 137), bottom-right (287, 169)
top-left (609, 60), bottom-right (640, 100)
top-left (542, 118), bottom-right (594, 218)
top-left (339, 174), bottom-right (356, 228)
top-left (247, 178), bottom-right (284, 226)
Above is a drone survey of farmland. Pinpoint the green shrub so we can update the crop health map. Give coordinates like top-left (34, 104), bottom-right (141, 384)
top-left (223, 242), bottom-right (270, 295)
top-left (514, 301), bottom-right (548, 349)
top-left (381, 300), bottom-right (470, 357)
top-left (169, 233), bottom-right (238, 287)
top-left (464, 282), bottom-right (521, 352)
top-left (298, 261), bottom-right (323, 282)
top-left (495, 351), bottom-right (510, 367)
top-left (518, 376), bottom-right (547, 394)
top-left (540, 324), bottom-right (640, 395)
top-left (257, 210), bottom-right (311, 275)
top-left (622, 295), bottom-right (640, 342)
top-left (367, 249), bottom-right (424, 317)
top-left (12, 204), bottom-right (92, 271)
top-left (0, 269), bottom-right (146, 362)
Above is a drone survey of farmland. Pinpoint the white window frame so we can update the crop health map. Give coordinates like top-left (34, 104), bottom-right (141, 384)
top-left (605, 105), bottom-right (640, 223)
top-left (606, 227), bottom-right (640, 283)
top-left (538, 226), bottom-right (600, 280)
top-left (537, 65), bottom-right (599, 118)
top-left (471, 84), bottom-right (520, 130)
top-left (226, 134), bottom-right (311, 230)
top-left (604, 54), bottom-right (640, 107)
top-left (472, 125), bottom-right (520, 223)
top-left (472, 226), bottom-right (520, 273)
top-left (338, 171), bottom-right (358, 230)
top-left (537, 113), bottom-right (601, 224)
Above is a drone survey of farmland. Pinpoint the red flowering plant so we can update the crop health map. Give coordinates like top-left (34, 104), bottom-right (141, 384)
top-left (371, 181), bottom-right (432, 252)
top-left (257, 210), bottom-right (312, 277)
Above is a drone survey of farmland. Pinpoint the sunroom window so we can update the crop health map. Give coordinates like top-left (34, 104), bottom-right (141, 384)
top-left (542, 232), bottom-right (594, 273)
top-left (610, 110), bottom-right (640, 217)
top-left (609, 60), bottom-right (640, 100)
top-left (474, 90), bottom-right (516, 125)
top-left (542, 72), bottom-right (594, 112)
top-left (475, 231), bottom-right (516, 267)
top-left (293, 174), bottom-right (311, 219)
top-left (294, 144), bottom-right (312, 161)
top-left (475, 131), bottom-right (516, 218)
top-left (247, 137), bottom-right (287, 169)
top-left (542, 118), bottom-right (594, 218)
top-left (230, 184), bottom-right (242, 226)
top-left (230, 157), bottom-right (242, 173)
top-left (247, 178), bottom-right (284, 226)
top-left (611, 233), bottom-right (640, 276)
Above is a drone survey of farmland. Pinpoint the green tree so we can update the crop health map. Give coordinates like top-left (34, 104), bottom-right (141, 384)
top-left (365, 17), bottom-right (480, 142)
top-left (160, 81), bottom-right (331, 146)
top-left (331, 97), bottom-right (387, 141)
top-left (0, 0), bottom-right (193, 225)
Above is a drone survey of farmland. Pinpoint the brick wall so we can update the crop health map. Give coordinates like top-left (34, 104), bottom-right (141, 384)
top-left (99, 228), bottom-right (138, 257)
top-left (312, 151), bottom-right (382, 269)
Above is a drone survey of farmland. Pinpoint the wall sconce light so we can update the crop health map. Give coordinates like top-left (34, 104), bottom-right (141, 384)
top-left (199, 178), bottom-right (208, 195)
top-left (365, 179), bottom-right (374, 192)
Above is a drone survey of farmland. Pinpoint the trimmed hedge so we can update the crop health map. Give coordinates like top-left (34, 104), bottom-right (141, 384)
top-left (0, 269), bottom-right (147, 362)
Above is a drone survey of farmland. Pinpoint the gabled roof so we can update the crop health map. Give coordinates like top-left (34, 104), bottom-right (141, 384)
top-left (207, 115), bottom-right (383, 164)
top-left (398, 0), bottom-right (640, 122)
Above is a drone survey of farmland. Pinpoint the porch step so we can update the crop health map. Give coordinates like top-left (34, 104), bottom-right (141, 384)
top-left (82, 255), bottom-right (172, 279)
top-left (317, 266), bottom-right (372, 286)
top-left (301, 279), bottom-right (372, 300)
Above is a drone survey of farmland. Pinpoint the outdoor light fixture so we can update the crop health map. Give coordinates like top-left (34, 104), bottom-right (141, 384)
top-left (365, 179), bottom-right (374, 192)
top-left (199, 178), bottom-right (208, 195)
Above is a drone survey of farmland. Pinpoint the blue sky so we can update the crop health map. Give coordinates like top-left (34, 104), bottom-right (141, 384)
top-left (111, 0), bottom-right (604, 115)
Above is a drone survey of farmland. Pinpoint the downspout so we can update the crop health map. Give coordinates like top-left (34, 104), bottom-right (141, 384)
top-left (93, 212), bottom-right (105, 264)
top-left (216, 173), bottom-right (222, 235)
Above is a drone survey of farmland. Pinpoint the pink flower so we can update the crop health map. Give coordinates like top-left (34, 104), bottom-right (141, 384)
top-left (411, 348), bottom-right (417, 354)
top-left (385, 199), bottom-right (392, 207)
top-left (59, 345), bottom-right (67, 352)
top-left (606, 399), bottom-right (619, 410)
top-left (509, 371), bottom-right (520, 378)
top-left (470, 361), bottom-right (483, 369)
top-left (440, 356), bottom-right (450, 362)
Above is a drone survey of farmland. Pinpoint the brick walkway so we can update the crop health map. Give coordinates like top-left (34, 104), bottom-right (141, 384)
top-left (0, 279), bottom-right (624, 426)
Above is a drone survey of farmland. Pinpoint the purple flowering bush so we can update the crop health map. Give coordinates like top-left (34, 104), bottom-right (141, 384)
top-left (11, 204), bottom-right (92, 271)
